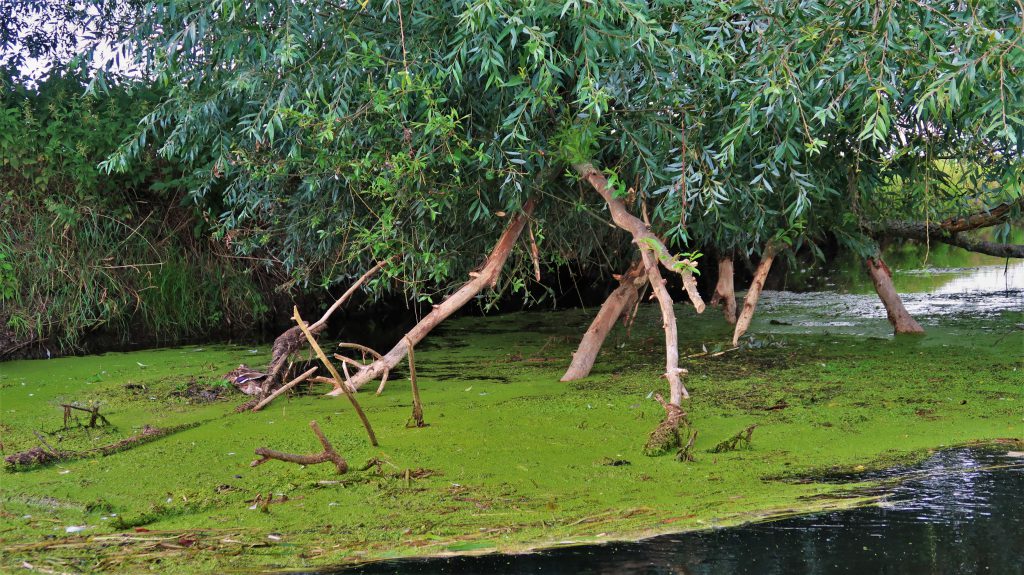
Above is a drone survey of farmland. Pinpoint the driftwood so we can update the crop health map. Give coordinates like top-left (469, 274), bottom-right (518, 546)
top-left (251, 367), bottom-right (319, 412)
top-left (5, 424), bottom-right (196, 470)
top-left (293, 307), bottom-right (378, 447)
top-left (251, 421), bottom-right (348, 474)
top-left (404, 337), bottom-right (426, 428)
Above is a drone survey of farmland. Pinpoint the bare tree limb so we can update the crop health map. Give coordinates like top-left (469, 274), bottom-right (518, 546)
top-left (251, 367), bottom-right (319, 412)
top-left (327, 199), bottom-right (536, 393)
top-left (251, 421), bottom-right (348, 474)
top-left (293, 307), bottom-right (378, 447)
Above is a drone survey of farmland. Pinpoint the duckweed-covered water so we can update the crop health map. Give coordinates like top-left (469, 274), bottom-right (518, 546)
top-left (332, 449), bottom-right (1024, 574)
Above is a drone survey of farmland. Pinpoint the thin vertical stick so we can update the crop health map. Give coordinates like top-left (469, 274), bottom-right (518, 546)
top-left (293, 307), bottom-right (378, 446)
top-left (405, 336), bottom-right (425, 427)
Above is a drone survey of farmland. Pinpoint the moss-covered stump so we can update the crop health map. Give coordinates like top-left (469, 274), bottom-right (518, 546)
top-left (0, 305), bottom-right (1021, 574)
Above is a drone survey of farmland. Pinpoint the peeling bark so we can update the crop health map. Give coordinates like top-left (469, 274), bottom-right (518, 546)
top-left (732, 243), bottom-right (778, 346)
top-left (573, 164), bottom-right (698, 404)
top-left (561, 260), bottom-right (647, 382)
top-left (332, 199), bottom-right (535, 393)
top-left (709, 255), bottom-right (737, 325)
top-left (866, 256), bottom-right (925, 334)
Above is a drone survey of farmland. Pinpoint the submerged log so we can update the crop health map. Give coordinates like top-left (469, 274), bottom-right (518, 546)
top-left (251, 420), bottom-right (348, 474)
top-left (561, 260), bottom-right (647, 382)
top-left (865, 256), bottom-right (925, 334)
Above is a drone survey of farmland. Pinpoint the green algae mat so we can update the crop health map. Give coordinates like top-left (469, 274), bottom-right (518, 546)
top-left (1, 305), bottom-right (1021, 573)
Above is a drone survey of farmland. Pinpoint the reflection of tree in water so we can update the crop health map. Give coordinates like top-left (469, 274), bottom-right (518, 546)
top-left (336, 449), bottom-right (1023, 575)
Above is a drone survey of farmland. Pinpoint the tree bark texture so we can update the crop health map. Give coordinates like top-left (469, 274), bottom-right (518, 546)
top-left (865, 256), bottom-right (925, 334)
top-left (709, 255), bottom-right (737, 325)
top-left (330, 199), bottom-right (536, 394)
top-left (573, 164), bottom-right (696, 404)
top-left (732, 244), bottom-right (778, 346)
top-left (561, 260), bottom-right (647, 382)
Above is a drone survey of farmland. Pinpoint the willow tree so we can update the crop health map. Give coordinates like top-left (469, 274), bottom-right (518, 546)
top-left (105, 0), bottom-right (1022, 414)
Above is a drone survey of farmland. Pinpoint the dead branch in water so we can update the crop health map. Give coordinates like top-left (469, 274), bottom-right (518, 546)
top-left (261, 261), bottom-right (389, 395)
top-left (5, 424), bottom-right (198, 470)
top-left (251, 367), bottom-right (319, 412)
top-left (711, 424), bottom-right (757, 453)
top-left (293, 307), bottom-right (378, 447)
top-left (251, 421), bottom-right (348, 474)
top-left (404, 336), bottom-right (426, 428)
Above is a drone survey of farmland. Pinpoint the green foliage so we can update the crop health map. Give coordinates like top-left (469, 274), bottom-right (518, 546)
top-left (0, 68), bottom-right (271, 355)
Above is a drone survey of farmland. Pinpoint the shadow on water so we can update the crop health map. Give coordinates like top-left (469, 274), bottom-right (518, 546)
top-left (316, 448), bottom-right (1024, 575)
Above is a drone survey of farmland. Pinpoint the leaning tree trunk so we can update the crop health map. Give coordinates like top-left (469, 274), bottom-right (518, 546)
top-left (328, 199), bottom-right (535, 394)
top-left (865, 256), bottom-right (924, 334)
top-left (561, 260), bottom-right (647, 382)
top-left (709, 255), bottom-right (737, 325)
top-left (732, 243), bottom-right (778, 346)
top-left (573, 163), bottom-right (704, 405)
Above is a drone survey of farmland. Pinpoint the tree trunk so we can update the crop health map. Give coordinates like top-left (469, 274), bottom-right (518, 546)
top-left (328, 199), bottom-right (535, 394)
top-left (561, 260), bottom-right (647, 382)
top-left (732, 244), bottom-right (778, 346)
top-left (709, 255), bottom-right (737, 325)
top-left (573, 163), bottom-right (705, 313)
top-left (572, 164), bottom-right (695, 404)
top-left (642, 249), bottom-right (689, 402)
top-left (865, 256), bottom-right (925, 334)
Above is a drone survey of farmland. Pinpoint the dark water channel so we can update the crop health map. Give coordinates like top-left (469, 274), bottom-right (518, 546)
top-left (326, 448), bottom-right (1023, 575)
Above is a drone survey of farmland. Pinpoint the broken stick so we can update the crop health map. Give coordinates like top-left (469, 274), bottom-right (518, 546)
top-left (293, 307), bottom-right (379, 447)
top-left (251, 420), bottom-right (348, 474)
top-left (251, 367), bottom-right (319, 412)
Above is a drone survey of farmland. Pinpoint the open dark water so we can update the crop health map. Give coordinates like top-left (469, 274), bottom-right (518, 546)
top-left (324, 448), bottom-right (1023, 575)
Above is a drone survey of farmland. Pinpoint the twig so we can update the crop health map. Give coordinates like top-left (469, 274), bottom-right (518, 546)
top-left (251, 367), bottom-right (318, 412)
top-left (293, 307), bottom-right (378, 447)
top-left (251, 421), bottom-right (348, 474)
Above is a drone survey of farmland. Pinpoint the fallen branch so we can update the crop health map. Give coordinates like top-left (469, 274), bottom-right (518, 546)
top-left (261, 261), bottom-right (389, 395)
top-left (293, 307), bottom-right (378, 447)
top-left (251, 420), bottom-right (348, 474)
top-left (326, 199), bottom-right (535, 393)
top-left (5, 424), bottom-right (198, 470)
top-left (562, 260), bottom-right (647, 382)
top-left (61, 403), bottom-right (110, 429)
top-left (251, 367), bottom-right (319, 412)
top-left (574, 164), bottom-right (699, 406)
top-left (405, 336), bottom-right (426, 428)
